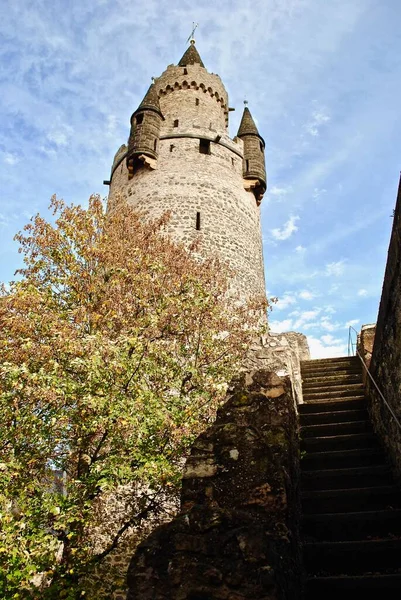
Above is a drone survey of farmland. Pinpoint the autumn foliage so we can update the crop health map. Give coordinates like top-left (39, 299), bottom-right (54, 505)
top-left (0, 195), bottom-right (266, 598)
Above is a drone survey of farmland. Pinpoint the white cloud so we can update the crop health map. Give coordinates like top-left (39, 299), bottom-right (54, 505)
top-left (0, 213), bottom-right (9, 227)
top-left (268, 185), bottom-right (293, 199)
top-left (295, 245), bottom-right (306, 254)
top-left (307, 335), bottom-right (347, 359)
top-left (358, 288), bottom-right (368, 296)
top-left (325, 260), bottom-right (346, 276)
top-left (47, 131), bottom-right (68, 146)
top-left (271, 215), bottom-right (300, 241)
top-left (299, 290), bottom-right (315, 300)
top-left (3, 152), bottom-right (19, 165)
top-left (269, 319), bottom-right (293, 333)
top-left (274, 294), bottom-right (297, 310)
top-left (304, 109), bottom-right (331, 137)
top-left (313, 187), bottom-right (327, 199)
top-left (320, 317), bottom-right (340, 332)
top-left (345, 319), bottom-right (359, 328)
top-left (299, 310), bottom-right (320, 322)
top-left (292, 309), bottom-right (321, 329)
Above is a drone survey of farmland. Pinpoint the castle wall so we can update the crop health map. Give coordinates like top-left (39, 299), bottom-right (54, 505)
top-left (126, 371), bottom-right (302, 600)
top-left (364, 175), bottom-right (401, 481)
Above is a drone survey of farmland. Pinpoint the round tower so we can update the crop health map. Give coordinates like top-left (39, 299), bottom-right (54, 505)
top-left (107, 41), bottom-right (267, 302)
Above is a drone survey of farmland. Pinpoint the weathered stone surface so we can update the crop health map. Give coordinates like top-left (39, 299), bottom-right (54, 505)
top-left (247, 332), bottom-right (310, 404)
top-left (126, 370), bottom-right (302, 600)
top-left (108, 57), bottom-right (267, 303)
top-left (365, 175), bottom-right (401, 482)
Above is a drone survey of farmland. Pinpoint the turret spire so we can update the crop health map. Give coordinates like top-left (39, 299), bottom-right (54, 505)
top-left (178, 40), bottom-right (205, 68)
top-left (134, 83), bottom-right (162, 117)
top-left (237, 106), bottom-right (260, 138)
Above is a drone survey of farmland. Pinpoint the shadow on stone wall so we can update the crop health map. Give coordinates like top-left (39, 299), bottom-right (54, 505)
top-left (126, 370), bottom-right (302, 600)
top-left (362, 174), bottom-right (401, 482)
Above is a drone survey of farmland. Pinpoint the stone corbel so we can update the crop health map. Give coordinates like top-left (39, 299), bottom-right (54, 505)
top-left (138, 154), bottom-right (157, 170)
top-left (243, 178), bottom-right (264, 205)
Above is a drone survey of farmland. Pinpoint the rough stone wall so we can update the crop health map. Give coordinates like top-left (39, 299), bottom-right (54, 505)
top-left (364, 175), bottom-right (401, 481)
top-left (126, 370), bottom-right (302, 600)
top-left (248, 332), bottom-right (310, 404)
top-left (156, 63), bottom-right (228, 132)
top-left (87, 486), bottom-right (179, 600)
top-left (243, 133), bottom-right (266, 186)
top-left (128, 110), bottom-right (161, 159)
top-left (357, 324), bottom-right (375, 387)
top-left (108, 62), bottom-right (266, 302)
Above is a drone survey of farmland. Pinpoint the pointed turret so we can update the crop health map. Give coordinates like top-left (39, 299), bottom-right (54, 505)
top-left (238, 107), bottom-right (260, 137)
top-left (126, 84), bottom-right (164, 178)
top-left (237, 105), bottom-right (266, 203)
top-left (135, 83), bottom-right (163, 117)
top-left (178, 40), bottom-right (205, 68)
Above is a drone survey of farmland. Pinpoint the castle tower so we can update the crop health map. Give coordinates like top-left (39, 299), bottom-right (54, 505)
top-left (107, 41), bottom-right (267, 302)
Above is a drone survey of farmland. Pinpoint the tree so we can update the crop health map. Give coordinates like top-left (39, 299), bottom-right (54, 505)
top-left (0, 195), bottom-right (266, 599)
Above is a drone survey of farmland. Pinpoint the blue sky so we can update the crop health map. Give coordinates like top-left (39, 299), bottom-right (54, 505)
top-left (0, 0), bottom-right (400, 357)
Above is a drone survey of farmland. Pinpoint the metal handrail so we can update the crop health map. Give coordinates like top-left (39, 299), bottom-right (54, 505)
top-left (348, 325), bottom-right (401, 433)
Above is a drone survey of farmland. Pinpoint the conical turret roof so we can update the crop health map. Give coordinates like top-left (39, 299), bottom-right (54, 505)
top-left (135, 83), bottom-right (162, 116)
top-left (237, 106), bottom-right (260, 138)
top-left (178, 41), bottom-right (205, 68)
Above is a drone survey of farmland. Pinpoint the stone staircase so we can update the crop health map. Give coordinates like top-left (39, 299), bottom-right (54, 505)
top-left (299, 356), bottom-right (401, 599)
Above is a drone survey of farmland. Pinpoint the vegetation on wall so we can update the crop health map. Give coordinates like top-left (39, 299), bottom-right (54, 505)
top-left (0, 195), bottom-right (266, 599)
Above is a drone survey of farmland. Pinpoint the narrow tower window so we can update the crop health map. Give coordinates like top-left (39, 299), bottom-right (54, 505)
top-left (199, 139), bottom-right (211, 155)
top-left (231, 157), bottom-right (235, 166)
top-left (246, 159), bottom-right (250, 171)
top-left (154, 139), bottom-right (157, 151)
top-left (183, 68), bottom-right (188, 75)
top-left (195, 98), bottom-right (199, 106)
top-left (170, 144), bottom-right (174, 152)
top-left (173, 119), bottom-right (179, 127)
top-left (135, 113), bottom-right (143, 125)
top-left (196, 212), bottom-right (201, 231)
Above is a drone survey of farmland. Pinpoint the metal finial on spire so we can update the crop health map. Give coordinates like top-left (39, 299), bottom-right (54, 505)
top-left (186, 22), bottom-right (198, 44)
top-left (244, 99), bottom-right (248, 106)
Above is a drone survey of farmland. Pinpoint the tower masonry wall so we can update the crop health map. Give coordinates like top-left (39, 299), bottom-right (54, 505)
top-left (108, 57), bottom-right (266, 302)
top-left (109, 135), bottom-right (265, 300)
top-left (128, 110), bottom-right (161, 158)
top-left (243, 134), bottom-right (266, 184)
top-left (156, 64), bottom-right (228, 132)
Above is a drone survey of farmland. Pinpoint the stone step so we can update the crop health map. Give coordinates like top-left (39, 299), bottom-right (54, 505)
top-left (301, 465), bottom-right (393, 491)
top-left (300, 409), bottom-right (369, 426)
top-left (302, 375), bottom-right (363, 390)
top-left (298, 398), bottom-right (366, 414)
top-left (301, 432), bottom-right (378, 452)
top-left (302, 358), bottom-right (361, 369)
top-left (301, 356), bottom-right (360, 369)
top-left (303, 381), bottom-right (363, 392)
top-left (302, 485), bottom-right (401, 514)
top-left (305, 574), bottom-right (401, 599)
top-left (301, 447), bottom-right (386, 470)
top-left (303, 386), bottom-right (365, 402)
top-left (302, 508), bottom-right (401, 541)
top-left (304, 538), bottom-right (401, 575)
top-left (302, 368), bottom-right (363, 380)
top-left (301, 420), bottom-right (372, 439)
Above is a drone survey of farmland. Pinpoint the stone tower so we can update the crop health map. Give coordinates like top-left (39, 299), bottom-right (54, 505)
top-left (107, 41), bottom-right (267, 301)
